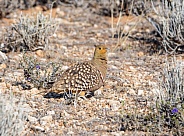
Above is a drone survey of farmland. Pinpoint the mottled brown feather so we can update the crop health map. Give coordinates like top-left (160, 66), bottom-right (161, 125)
top-left (52, 45), bottom-right (107, 95)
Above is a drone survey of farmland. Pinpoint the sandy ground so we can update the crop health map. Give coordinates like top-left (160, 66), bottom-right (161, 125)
top-left (0, 3), bottom-right (183, 136)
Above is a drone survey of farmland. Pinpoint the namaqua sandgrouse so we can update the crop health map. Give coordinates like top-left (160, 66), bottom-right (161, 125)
top-left (52, 45), bottom-right (107, 98)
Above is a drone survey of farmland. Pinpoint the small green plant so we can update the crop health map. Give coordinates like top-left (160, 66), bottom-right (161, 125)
top-left (20, 54), bottom-right (60, 89)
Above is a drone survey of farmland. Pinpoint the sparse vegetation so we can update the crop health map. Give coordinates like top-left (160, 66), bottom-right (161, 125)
top-left (0, 92), bottom-right (27, 136)
top-left (20, 54), bottom-right (60, 89)
top-left (120, 58), bottom-right (184, 135)
top-left (1, 11), bottom-right (58, 52)
top-left (147, 0), bottom-right (184, 54)
top-left (0, 0), bottom-right (60, 18)
top-left (0, 0), bottom-right (183, 135)
top-left (155, 58), bottom-right (184, 134)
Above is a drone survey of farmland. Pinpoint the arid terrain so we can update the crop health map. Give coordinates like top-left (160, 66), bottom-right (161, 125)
top-left (0, 1), bottom-right (183, 136)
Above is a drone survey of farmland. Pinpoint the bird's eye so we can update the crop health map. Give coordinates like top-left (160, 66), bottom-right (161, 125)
top-left (99, 47), bottom-right (101, 50)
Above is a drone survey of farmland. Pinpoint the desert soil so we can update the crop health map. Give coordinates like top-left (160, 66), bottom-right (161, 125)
top-left (0, 4), bottom-right (183, 136)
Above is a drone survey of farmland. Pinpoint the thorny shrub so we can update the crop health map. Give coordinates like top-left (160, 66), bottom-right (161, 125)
top-left (1, 12), bottom-right (58, 53)
top-left (147, 0), bottom-right (184, 54)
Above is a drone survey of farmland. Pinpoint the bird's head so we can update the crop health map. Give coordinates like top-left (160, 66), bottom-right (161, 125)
top-left (93, 45), bottom-right (107, 60)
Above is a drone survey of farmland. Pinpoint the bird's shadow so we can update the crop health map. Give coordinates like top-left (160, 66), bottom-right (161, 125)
top-left (43, 91), bottom-right (94, 99)
top-left (44, 92), bottom-right (64, 99)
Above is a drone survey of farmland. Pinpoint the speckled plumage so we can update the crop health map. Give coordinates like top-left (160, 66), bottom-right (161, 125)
top-left (52, 45), bottom-right (107, 96)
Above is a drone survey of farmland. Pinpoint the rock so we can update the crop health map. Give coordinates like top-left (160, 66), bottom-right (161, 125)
top-left (113, 61), bottom-right (122, 67)
top-left (40, 121), bottom-right (47, 126)
top-left (111, 131), bottom-right (125, 136)
top-left (67, 131), bottom-right (74, 135)
top-left (129, 66), bottom-right (136, 72)
top-left (49, 132), bottom-right (57, 136)
top-left (0, 51), bottom-right (8, 63)
top-left (96, 32), bottom-right (101, 37)
top-left (138, 90), bottom-right (144, 95)
top-left (95, 125), bottom-right (108, 130)
top-left (40, 115), bottom-right (53, 123)
top-left (22, 103), bottom-right (32, 111)
top-left (47, 110), bottom-right (55, 115)
top-left (108, 53), bottom-right (117, 58)
top-left (40, 115), bottom-right (53, 126)
top-left (94, 24), bottom-right (98, 28)
top-left (32, 126), bottom-right (45, 132)
top-left (44, 126), bottom-right (50, 132)
top-left (27, 115), bottom-right (38, 123)
top-left (109, 100), bottom-right (121, 111)
top-left (137, 51), bottom-right (144, 57)
top-left (57, 9), bottom-right (65, 17)
top-left (61, 65), bottom-right (69, 71)
top-left (0, 77), bottom-right (5, 82)
top-left (30, 88), bottom-right (40, 94)
top-left (0, 63), bottom-right (6, 69)
top-left (152, 88), bottom-right (160, 95)
top-left (59, 121), bottom-right (65, 127)
top-left (128, 88), bottom-right (136, 95)
top-left (60, 45), bottom-right (67, 50)
top-left (121, 43), bottom-right (127, 50)
top-left (94, 88), bottom-right (103, 95)
top-left (124, 25), bottom-right (130, 32)
top-left (35, 50), bottom-right (45, 57)
top-left (110, 65), bottom-right (118, 70)
top-left (77, 111), bottom-right (86, 116)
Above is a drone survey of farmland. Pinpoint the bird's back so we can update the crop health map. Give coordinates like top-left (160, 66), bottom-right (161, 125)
top-left (51, 45), bottom-right (107, 96)
top-left (52, 61), bottom-right (104, 93)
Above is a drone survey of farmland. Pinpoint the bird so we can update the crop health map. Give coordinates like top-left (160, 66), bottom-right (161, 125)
top-left (51, 45), bottom-right (108, 99)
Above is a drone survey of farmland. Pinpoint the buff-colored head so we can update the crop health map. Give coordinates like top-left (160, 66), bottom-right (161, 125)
top-left (93, 45), bottom-right (107, 60)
